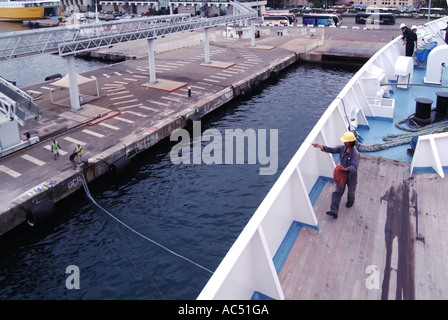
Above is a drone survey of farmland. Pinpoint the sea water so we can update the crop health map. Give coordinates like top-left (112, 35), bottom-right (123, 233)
top-left (0, 62), bottom-right (356, 300)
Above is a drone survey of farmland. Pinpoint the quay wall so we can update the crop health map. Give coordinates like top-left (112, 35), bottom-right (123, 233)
top-left (0, 53), bottom-right (298, 237)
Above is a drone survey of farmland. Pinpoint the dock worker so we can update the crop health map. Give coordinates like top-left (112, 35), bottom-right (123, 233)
top-left (72, 144), bottom-right (83, 169)
top-left (312, 131), bottom-right (360, 219)
top-left (441, 20), bottom-right (448, 44)
top-left (411, 25), bottom-right (418, 50)
top-left (51, 139), bottom-right (61, 160)
top-left (400, 23), bottom-right (414, 57)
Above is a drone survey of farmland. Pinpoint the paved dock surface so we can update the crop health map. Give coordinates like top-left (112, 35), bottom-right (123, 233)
top-left (0, 19), bottom-right (415, 235)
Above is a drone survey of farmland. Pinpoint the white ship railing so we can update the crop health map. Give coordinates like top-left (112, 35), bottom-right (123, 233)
top-left (198, 16), bottom-right (448, 300)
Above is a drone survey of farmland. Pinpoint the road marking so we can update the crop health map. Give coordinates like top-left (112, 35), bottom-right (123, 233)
top-left (165, 62), bottom-right (184, 66)
top-left (110, 94), bottom-right (135, 100)
top-left (0, 165), bottom-right (21, 178)
top-left (218, 70), bottom-right (239, 75)
top-left (123, 78), bottom-right (139, 82)
top-left (98, 122), bottom-right (120, 130)
top-left (123, 111), bottom-right (148, 117)
top-left (210, 75), bottom-right (227, 80)
top-left (64, 137), bottom-right (86, 145)
top-left (203, 78), bottom-right (221, 83)
top-left (118, 103), bottom-right (144, 110)
top-left (132, 75), bottom-right (147, 79)
top-left (191, 85), bottom-right (206, 90)
top-left (82, 129), bottom-right (105, 138)
top-left (161, 96), bottom-right (180, 102)
top-left (114, 72), bottom-right (122, 75)
top-left (27, 89), bottom-right (42, 95)
top-left (156, 67), bottom-right (172, 71)
top-left (148, 100), bottom-right (169, 106)
top-left (102, 87), bottom-right (125, 92)
top-left (103, 83), bottom-right (123, 87)
top-left (113, 99), bottom-right (139, 105)
top-left (138, 105), bottom-right (158, 112)
top-left (107, 90), bottom-right (130, 96)
top-left (115, 116), bottom-right (134, 123)
top-left (21, 154), bottom-right (45, 166)
top-left (170, 92), bottom-right (185, 97)
top-left (102, 73), bottom-right (111, 78)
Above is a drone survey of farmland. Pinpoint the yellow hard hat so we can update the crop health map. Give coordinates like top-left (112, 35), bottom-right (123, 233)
top-left (340, 131), bottom-right (356, 142)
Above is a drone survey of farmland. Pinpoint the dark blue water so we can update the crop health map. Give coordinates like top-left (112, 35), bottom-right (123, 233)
top-left (0, 63), bottom-right (356, 300)
top-left (0, 53), bottom-right (112, 88)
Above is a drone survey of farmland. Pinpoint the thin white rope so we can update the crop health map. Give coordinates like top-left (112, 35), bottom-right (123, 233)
top-left (80, 173), bottom-right (213, 275)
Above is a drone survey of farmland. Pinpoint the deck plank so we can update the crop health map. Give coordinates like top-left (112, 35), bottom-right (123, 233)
top-left (278, 154), bottom-right (448, 300)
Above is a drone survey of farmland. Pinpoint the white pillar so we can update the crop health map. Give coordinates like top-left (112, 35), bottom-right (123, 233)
top-left (204, 28), bottom-right (210, 64)
top-left (250, 19), bottom-right (256, 47)
top-left (65, 55), bottom-right (81, 111)
top-left (147, 38), bottom-right (157, 84)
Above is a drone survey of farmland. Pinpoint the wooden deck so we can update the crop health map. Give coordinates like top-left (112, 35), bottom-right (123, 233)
top-left (278, 154), bottom-right (448, 300)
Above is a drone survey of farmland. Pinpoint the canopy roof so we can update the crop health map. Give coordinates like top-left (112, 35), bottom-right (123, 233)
top-left (52, 74), bottom-right (95, 88)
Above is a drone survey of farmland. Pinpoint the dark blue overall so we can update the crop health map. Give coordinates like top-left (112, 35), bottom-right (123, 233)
top-left (323, 145), bottom-right (360, 214)
top-left (402, 27), bottom-right (414, 57)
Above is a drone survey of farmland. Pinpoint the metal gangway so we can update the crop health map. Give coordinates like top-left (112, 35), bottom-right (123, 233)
top-left (0, 76), bottom-right (40, 156)
top-left (0, 2), bottom-right (256, 60)
top-left (0, 1), bottom-right (257, 156)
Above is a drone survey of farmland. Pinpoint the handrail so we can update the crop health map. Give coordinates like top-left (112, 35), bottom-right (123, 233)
top-left (0, 1), bottom-right (257, 60)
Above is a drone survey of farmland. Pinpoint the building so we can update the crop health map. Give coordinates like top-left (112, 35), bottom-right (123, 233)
top-left (59, 0), bottom-right (268, 17)
top-left (351, 0), bottom-right (425, 8)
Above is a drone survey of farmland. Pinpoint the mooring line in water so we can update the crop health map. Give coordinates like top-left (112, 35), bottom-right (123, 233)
top-left (80, 173), bottom-right (214, 275)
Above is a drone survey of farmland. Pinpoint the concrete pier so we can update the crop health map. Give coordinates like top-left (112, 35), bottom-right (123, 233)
top-left (0, 21), bottom-right (407, 236)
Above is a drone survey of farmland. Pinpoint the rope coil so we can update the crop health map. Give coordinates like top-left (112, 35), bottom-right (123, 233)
top-left (333, 165), bottom-right (347, 186)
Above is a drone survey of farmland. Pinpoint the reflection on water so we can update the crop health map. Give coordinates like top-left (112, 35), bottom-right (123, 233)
top-left (0, 54), bottom-right (111, 87)
top-left (0, 21), bottom-right (25, 33)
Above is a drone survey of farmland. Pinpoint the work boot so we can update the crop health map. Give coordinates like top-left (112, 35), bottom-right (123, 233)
top-left (326, 211), bottom-right (338, 219)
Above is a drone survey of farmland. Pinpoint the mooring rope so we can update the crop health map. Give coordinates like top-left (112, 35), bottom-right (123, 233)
top-left (80, 173), bottom-right (214, 275)
top-left (358, 116), bottom-right (448, 152)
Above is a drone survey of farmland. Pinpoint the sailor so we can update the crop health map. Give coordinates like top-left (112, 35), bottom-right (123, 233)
top-left (441, 20), bottom-right (448, 44)
top-left (411, 25), bottom-right (419, 51)
top-left (400, 23), bottom-right (414, 57)
top-left (51, 139), bottom-right (61, 160)
top-left (312, 131), bottom-right (360, 219)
